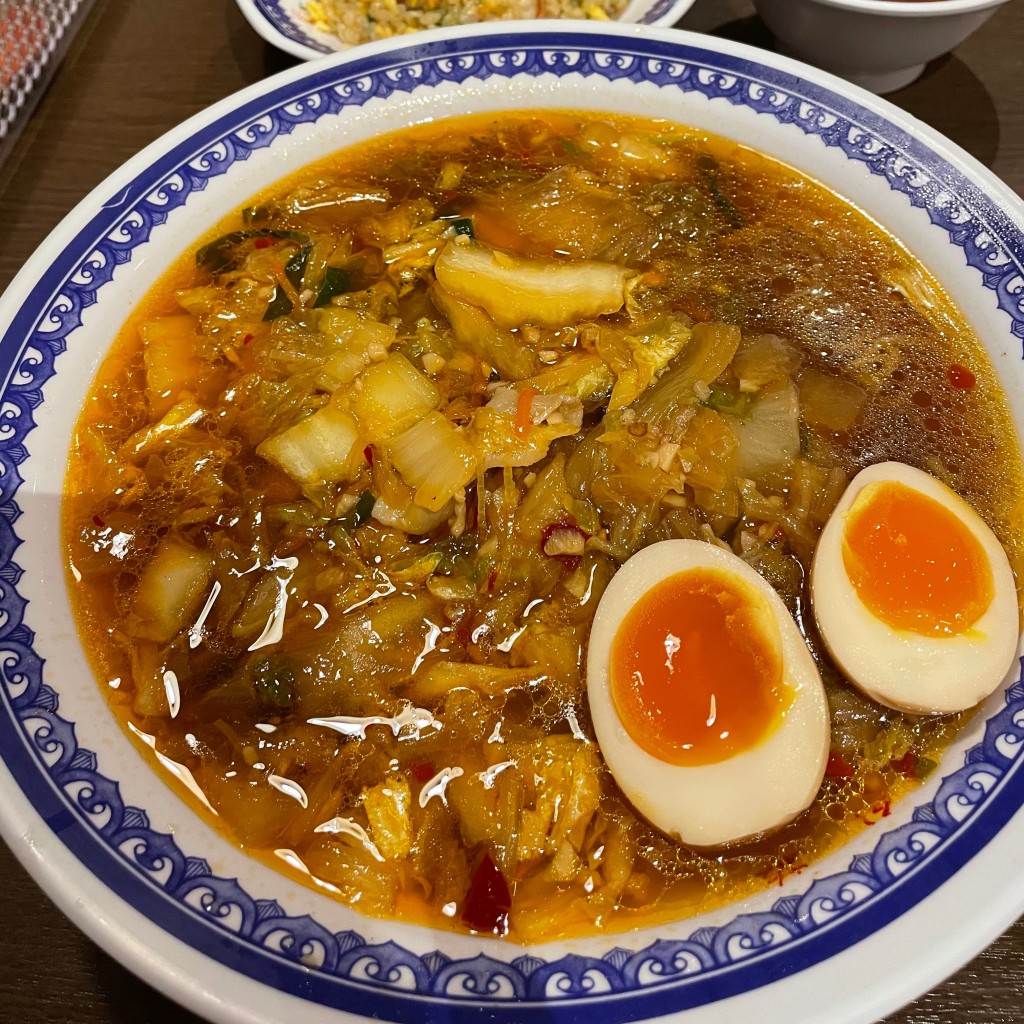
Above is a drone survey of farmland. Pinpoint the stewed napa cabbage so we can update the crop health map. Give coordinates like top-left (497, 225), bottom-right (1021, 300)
top-left (64, 112), bottom-right (1023, 941)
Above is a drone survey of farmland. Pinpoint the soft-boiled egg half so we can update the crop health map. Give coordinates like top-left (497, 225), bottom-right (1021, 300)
top-left (587, 539), bottom-right (829, 848)
top-left (811, 461), bottom-right (1019, 715)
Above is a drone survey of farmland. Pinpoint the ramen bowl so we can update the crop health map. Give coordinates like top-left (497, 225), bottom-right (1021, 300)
top-left (753, 0), bottom-right (1012, 93)
top-left (234, 0), bottom-right (698, 59)
top-left (2, 23), bottom-right (1024, 1024)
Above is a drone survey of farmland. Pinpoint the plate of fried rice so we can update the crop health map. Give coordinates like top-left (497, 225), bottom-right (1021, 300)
top-left (235, 0), bottom-right (696, 57)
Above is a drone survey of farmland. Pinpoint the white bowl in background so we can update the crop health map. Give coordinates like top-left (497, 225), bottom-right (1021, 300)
top-left (234, 0), bottom-right (697, 59)
top-left (1, 22), bottom-right (1024, 1024)
top-left (754, 0), bottom-right (1012, 93)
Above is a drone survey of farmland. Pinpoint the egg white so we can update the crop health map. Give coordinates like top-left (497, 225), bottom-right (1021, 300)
top-left (587, 539), bottom-right (830, 848)
top-left (810, 461), bottom-right (1020, 715)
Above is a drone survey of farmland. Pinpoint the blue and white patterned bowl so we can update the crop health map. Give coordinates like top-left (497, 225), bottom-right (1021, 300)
top-left (2, 23), bottom-right (1024, 1024)
top-left (234, 0), bottom-right (697, 60)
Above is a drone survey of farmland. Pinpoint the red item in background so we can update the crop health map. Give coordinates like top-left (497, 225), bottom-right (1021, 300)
top-left (0, 3), bottom-right (46, 90)
top-left (0, 1), bottom-right (95, 160)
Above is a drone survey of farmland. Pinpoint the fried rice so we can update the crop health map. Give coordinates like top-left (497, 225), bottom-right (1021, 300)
top-left (304, 0), bottom-right (629, 46)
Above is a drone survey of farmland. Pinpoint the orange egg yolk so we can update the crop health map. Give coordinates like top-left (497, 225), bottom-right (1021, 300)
top-left (841, 480), bottom-right (993, 637)
top-left (609, 568), bottom-right (791, 767)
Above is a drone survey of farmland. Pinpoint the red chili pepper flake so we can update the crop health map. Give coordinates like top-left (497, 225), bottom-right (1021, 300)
top-left (241, 333), bottom-right (254, 346)
top-left (486, 570), bottom-right (498, 593)
top-left (514, 384), bottom-right (538, 438)
top-left (947, 364), bottom-right (976, 390)
top-left (825, 751), bottom-right (855, 778)
top-left (765, 862), bottom-right (808, 887)
top-left (253, 235), bottom-right (275, 249)
top-left (540, 517), bottom-right (591, 573)
top-left (460, 852), bottom-right (511, 936)
top-left (890, 751), bottom-right (917, 778)
top-left (864, 800), bottom-right (892, 825)
top-left (411, 762), bottom-right (436, 783)
top-left (363, 445), bottom-right (375, 465)
top-left (92, 515), bottom-right (107, 529)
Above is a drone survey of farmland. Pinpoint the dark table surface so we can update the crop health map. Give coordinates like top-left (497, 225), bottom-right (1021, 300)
top-left (1, 1), bottom-right (1023, 1021)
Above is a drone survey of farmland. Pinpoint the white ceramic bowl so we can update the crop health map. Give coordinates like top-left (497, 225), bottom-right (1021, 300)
top-left (754, 0), bottom-right (1011, 93)
top-left (235, 0), bottom-right (697, 59)
top-left (2, 22), bottom-right (1024, 1024)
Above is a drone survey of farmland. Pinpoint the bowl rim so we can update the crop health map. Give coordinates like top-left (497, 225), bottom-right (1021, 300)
top-left (758, 0), bottom-right (1010, 19)
top-left (2, 19), bottom-right (1024, 1024)
top-left (235, 0), bottom-right (336, 59)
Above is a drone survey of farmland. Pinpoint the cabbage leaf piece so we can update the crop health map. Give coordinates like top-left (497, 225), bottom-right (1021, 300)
top-left (524, 353), bottom-right (614, 407)
top-left (362, 777), bottom-right (413, 860)
top-left (594, 313), bottom-right (692, 410)
top-left (634, 320), bottom-right (741, 430)
top-left (257, 403), bottom-right (362, 497)
top-left (472, 388), bottom-right (584, 470)
top-left (467, 166), bottom-right (658, 262)
top-left (386, 411), bottom-right (478, 512)
top-left (131, 537), bottom-right (215, 643)
top-left (727, 378), bottom-right (801, 479)
top-left (430, 283), bottom-right (537, 380)
top-left (434, 240), bottom-right (635, 330)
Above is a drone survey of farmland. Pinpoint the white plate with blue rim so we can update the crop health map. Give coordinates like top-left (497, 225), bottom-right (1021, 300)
top-left (233, 0), bottom-right (698, 59)
top-left (2, 21), bottom-right (1024, 1024)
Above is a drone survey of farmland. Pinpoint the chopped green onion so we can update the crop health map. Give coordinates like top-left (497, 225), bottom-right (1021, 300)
top-left (251, 656), bottom-right (296, 710)
top-left (705, 384), bottom-right (755, 417)
top-left (446, 217), bottom-right (475, 238)
top-left (313, 265), bottom-right (354, 308)
top-left (196, 229), bottom-right (306, 275)
top-left (340, 490), bottom-right (376, 531)
top-left (698, 153), bottom-right (744, 229)
top-left (263, 246), bottom-right (312, 321)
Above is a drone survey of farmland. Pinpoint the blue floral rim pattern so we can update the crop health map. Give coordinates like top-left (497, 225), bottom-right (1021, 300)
top-left (2, 29), bottom-right (1024, 1024)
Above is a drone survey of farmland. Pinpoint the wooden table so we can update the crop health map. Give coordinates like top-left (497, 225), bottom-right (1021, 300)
top-left (0, 0), bottom-right (1022, 1020)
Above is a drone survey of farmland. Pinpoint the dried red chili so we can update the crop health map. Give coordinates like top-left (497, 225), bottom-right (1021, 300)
top-left (460, 852), bottom-right (511, 935)
top-left (890, 751), bottom-right (917, 778)
top-left (540, 517), bottom-right (590, 573)
top-left (825, 751), bottom-right (855, 778)
top-left (947, 364), bottom-right (976, 390)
